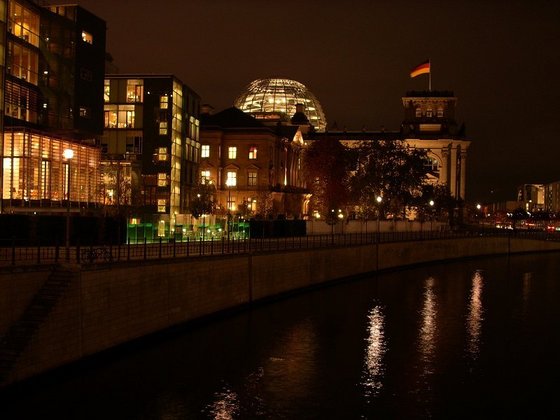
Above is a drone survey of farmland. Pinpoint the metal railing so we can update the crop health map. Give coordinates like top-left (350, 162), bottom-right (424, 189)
top-left (1, 228), bottom-right (559, 267)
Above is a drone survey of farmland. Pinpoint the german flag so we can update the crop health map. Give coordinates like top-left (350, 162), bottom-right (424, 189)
top-left (410, 60), bottom-right (430, 78)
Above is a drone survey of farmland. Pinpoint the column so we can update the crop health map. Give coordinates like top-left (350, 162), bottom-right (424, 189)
top-left (449, 146), bottom-right (458, 199)
top-left (439, 147), bottom-right (449, 187)
top-left (460, 150), bottom-right (468, 200)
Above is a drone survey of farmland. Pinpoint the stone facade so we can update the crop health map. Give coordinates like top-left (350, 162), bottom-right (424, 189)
top-left (199, 107), bottom-right (308, 218)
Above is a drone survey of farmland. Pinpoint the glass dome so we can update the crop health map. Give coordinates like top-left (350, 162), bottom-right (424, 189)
top-left (234, 78), bottom-right (327, 132)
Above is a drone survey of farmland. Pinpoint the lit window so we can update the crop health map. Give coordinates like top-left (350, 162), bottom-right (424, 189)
top-left (119, 107), bottom-right (135, 128)
top-left (249, 146), bottom-right (258, 159)
top-left (201, 170), bottom-right (211, 183)
top-left (415, 108), bottom-right (422, 118)
top-left (157, 173), bottom-right (167, 187)
top-left (104, 80), bottom-right (110, 102)
top-left (157, 199), bottom-right (167, 213)
top-left (424, 157), bottom-right (439, 172)
top-left (160, 95), bottom-right (168, 109)
top-left (126, 79), bottom-right (144, 103)
top-left (201, 144), bottom-right (210, 158)
top-left (104, 105), bottom-right (117, 128)
top-left (228, 146), bottom-right (237, 159)
top-left (426, 108), bottom-right (433, 118)
top-left (227, 196), bottom-right (236, 212)
top-left (157, 147), bottom-right (168, 161)
top-left (248, 171), bottom-right (257, 186)
top-left (226, 171), bottom-right (237, 187)
top-left (158, 220), bottom-right (166, 237)
top-left (159, 121), bottom-right (168, 135)
top-left (81, 31), bottom-right (93, 44)
top-left (437, 108), bottom-right (444, 118)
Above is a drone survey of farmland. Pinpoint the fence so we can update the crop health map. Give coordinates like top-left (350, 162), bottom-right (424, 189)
top-left (1, 229), bottom-right (559, 267)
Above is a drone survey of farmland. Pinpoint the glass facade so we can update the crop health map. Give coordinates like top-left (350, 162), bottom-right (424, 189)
top-left (102, 75), bottom-right (200, 235)
top-left (0, 0), bottom-right (6, 120)
top-left (104, 104), bottom-right (135, 128)
top-left (2, 129), bottom-right (101, 204)
top-left (234, 78), bottom-right (327, 132)
top-left (170, 80), bottom-right (182, 216)
top-left (100, 161), bottom-right (132, 205)
top-left (8, 1), bottom-right (39, 47)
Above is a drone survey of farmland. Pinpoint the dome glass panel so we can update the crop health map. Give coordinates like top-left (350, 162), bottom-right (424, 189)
top-left (234, 78), bottom-right (327, 132)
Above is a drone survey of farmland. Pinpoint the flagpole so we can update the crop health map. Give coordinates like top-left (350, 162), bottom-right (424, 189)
top-left (428, 59), bottom-right (432, 91)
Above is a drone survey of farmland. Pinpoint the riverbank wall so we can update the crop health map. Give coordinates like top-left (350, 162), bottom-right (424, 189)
top-left (2, 236), bottom-right (560, 386)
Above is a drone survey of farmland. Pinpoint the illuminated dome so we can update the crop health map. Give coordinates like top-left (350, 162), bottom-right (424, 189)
top-left (234, 78), bottom-right (327, 132)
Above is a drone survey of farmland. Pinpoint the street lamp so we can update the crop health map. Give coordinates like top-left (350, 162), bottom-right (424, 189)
top-left (225, 177), bottom-right (234, 241)
top-left (475, 203), bottom-right (482, 226)
top-left (429, 200), bottom-right (435, 232)
top-left (375, 196), bottom-right (383, 270)
top-left (63, 148), bottom-right (74, 260)
top-left (376, 196), bottom-right (382, 238)
top-left (330, 209), bottom-right (335, 241)
top-left (197, 193), bottom-right (205, 241)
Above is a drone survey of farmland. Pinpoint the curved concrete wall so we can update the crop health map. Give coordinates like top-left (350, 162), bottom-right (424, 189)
top-left (1, 236), bottom-right (559, 385)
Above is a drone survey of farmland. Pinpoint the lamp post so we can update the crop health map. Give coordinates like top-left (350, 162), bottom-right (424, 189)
top-left (375, 195), bottom-right (382, 270)
top-left (476, 203), bottom-right (482, 226)
top-left (429, 199), bottom-right (435, 233)
top-left (196, 193), bottom-right (204, 241)
top-left (63, 148), bottom-right (74, 260)
top-left (376, 196), bottom-right (383, 240)
top-left (225, 178), bottom-right (233, 241)
top-left (329, 209), bottom-right (335, 243)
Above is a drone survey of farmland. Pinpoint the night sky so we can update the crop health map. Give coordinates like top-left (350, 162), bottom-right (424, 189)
top-left (75, 0), bottom-right (560, 203)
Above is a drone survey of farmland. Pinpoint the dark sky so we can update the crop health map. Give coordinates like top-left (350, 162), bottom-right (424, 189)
top-left (75, 0), bottom-right (560, 203)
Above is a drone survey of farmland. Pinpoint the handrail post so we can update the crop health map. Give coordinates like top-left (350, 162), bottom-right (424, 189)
top-left (144, 237), bottom-right (147, 260)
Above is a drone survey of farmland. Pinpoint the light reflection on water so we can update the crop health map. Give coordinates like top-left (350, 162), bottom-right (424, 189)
top-left (361, 304), bottom-right (387, 398)
top-left (418, 276), bottom-right (437, 373)
top-left (204, 319), bottom-right (317, 418)
top-left (466, 270), bottom-right (484, 359)
top-left (204, 385), bottom-right (240, 420)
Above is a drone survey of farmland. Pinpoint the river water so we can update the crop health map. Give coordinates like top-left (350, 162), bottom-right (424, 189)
top-left (2, 252), bottom-right (560, 419)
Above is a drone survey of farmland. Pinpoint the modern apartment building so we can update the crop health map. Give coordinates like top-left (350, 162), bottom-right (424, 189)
top-left (101, 74), bottom-right (201, 237)
top-left (0, 0), bottom-right (106, 214)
